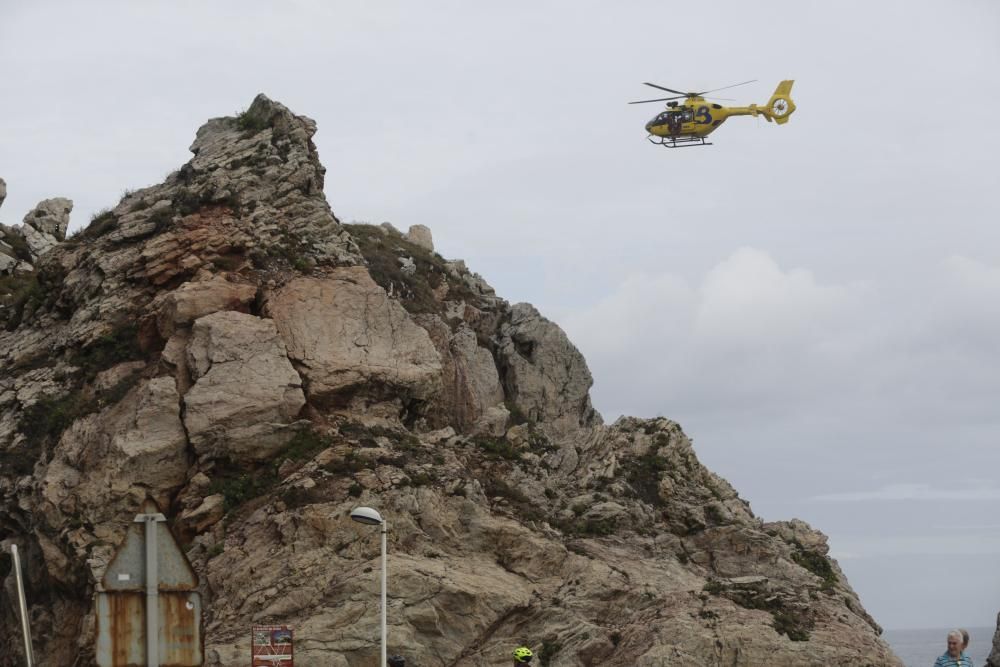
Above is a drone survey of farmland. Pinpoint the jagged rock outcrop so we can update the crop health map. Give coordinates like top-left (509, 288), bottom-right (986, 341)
top-left (497, 303), bottom-right (602, 441)
top-left (0, 195), bottom-right (72, 274)
top-left (21, 198), bottom-right (72, 257)
top-left (0, 96), bottom-right (902, 666)
top-left (406, 224), bottom-right (433, 251)
top-left (417, 316), bottom-right (505, 433)
top-left (0, 178), bottom-right (6, 209)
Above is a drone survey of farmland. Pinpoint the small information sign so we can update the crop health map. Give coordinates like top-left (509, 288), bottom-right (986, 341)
top-left (252, 625), bottom-right (294, 666)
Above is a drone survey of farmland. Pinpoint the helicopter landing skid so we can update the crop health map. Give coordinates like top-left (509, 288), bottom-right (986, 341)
top-left (647, 135), bottom-right (712, 148)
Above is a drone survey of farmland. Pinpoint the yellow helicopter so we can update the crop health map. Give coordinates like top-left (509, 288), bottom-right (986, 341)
top-left (629, 80), bottom-right (796, 147)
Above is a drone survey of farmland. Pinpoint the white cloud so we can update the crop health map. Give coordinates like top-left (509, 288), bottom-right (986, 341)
top-left (943, 255), bottom-right (1000, 293)
top-left (694, 247), bottom-right (854, 344)
top-left (560, 247), bottom-right (867, 418)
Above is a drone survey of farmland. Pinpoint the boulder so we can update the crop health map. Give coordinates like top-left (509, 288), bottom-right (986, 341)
top-left (21, 197), bottom-right (72, 257)
top-left (178, 494), bottom-right (225, 534)
top-left (264, 269), bottom-right (441, 410)
top-left (154, 275), bottom-right (257, 338)
top-left (183, 311), bottom-right (306, 459)
top-left (406, 224), bottom-right (433, 251)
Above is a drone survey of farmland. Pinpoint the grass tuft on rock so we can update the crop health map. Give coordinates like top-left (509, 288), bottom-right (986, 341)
top-left (344, 223), bottom-right (479, 316)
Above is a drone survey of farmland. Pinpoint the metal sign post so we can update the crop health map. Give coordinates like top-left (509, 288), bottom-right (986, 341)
top-left (10, 545), bottom-right (35, 667)
top-left (137, 508), bottom-right (167, 667)
top-left (96, 498), bottom-right (203, 667)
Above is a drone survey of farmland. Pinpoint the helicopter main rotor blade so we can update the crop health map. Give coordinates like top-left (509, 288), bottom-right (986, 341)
top-left (642, 82), bottom-right (688, 96)
top-left (695, 79), bottom-right (758, 95)
top-left (628, 95), bottom-right (687, 104)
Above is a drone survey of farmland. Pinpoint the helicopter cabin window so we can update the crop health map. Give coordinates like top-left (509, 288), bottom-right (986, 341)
top-left (653, 110), bottom-right (688, 126)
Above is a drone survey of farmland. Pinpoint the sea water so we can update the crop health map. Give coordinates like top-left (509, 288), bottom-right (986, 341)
top-left (883, 626), bottom-right (994, 666)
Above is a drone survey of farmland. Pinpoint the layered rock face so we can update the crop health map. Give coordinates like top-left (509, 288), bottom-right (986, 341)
top-left (0, 96), bottom-right (902, 666)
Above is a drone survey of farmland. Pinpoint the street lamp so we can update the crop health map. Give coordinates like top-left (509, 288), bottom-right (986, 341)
top-left (350, 506), bottom-right (387, 667)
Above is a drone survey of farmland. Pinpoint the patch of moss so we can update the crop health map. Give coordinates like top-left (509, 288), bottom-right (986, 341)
top-left (705, 581), bottom-right (814, 642)
top-left (702, 580), bottom-right (726, 595)
top-left (68, 324), bottom-right (143, 381)
top-left (472, 435), bottom-right (521, 461)
top-left (539, 639), bottom-right (562, 667)
top-left (19, 392), bottom-right (89, 450)
top-left (704, 503), bottom-right (727, 525)
top-left (14, 374), bottom-right (141, 473)
top-left (322, 449), bottom-right (367, 476)
top-left (281, 428), bottom-right (333, 462)
top-left (206, 428), bottom-right (338, 514)
top-left (172, 186), bottom-right (240, 217)
top-left (575, 518), bottom-right (615, 536)
top-left (344, 223), bottom-right (480, 316)
top-left (211, 470), bottom-right (274, 514)
top-left (80, 209), bottom-right (119, 239)
top-left (624, 452), bottom-right (669, 506)
top-left (234, 108), bottom-right (270, 135)
top-left (1, 230), bottom-right (33, 262)
top-left (408, 471), bottom-right (436, 487)
top-left (772, 609), bottom-right (811, 641)
top-left (505, 400), bottom-right (529, 426)
top-left (0, 272), bottom-right (44, 330)
top-left (791, 548), bottom-right (837, 590)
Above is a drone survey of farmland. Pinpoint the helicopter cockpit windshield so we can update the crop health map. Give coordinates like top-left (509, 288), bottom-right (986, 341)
top-left (647, 108), bottom-right (692, 132)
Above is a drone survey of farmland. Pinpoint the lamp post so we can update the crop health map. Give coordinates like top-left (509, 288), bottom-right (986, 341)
top-left (10, 545), bottom-right (34, 667)
top-left (350, 506), bottom-right (387, 667)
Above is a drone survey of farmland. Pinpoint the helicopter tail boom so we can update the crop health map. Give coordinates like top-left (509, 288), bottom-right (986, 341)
top-left (762, 80), bottom-right (796, 124)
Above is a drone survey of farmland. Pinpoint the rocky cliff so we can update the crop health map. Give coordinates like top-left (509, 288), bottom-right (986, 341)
top-left (0, 95), bottom-right (902, 666)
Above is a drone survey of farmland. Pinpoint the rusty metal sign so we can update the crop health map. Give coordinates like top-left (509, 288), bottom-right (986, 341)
top-left (96, 591), bottom-right (202, 667)
top-left (102, 519), bottom-right (198, 591)
top-left (96, 499), bottom-right (203, 667)
top-left (252, 625), bottom-right (294, 666)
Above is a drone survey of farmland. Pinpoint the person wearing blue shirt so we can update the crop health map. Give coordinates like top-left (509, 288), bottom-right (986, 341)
top-left (934, 629), bottom-right (973, 666)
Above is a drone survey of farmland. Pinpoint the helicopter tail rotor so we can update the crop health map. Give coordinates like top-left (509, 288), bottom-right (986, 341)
top-left (762, 80), bottom-right (796, 124)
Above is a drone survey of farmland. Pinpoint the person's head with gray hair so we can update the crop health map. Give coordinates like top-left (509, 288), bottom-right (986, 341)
top-left (959, 628), bottom-right (969, 650)
top-left (946, 630), bottom-right (964, 658)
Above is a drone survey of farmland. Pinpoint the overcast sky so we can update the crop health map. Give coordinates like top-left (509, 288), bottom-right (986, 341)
top-left (3, 0), bottom-right (998, 632)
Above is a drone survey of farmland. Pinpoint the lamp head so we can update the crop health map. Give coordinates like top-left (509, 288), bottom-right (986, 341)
top-left (350, 506), bottom-right (383, 525)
